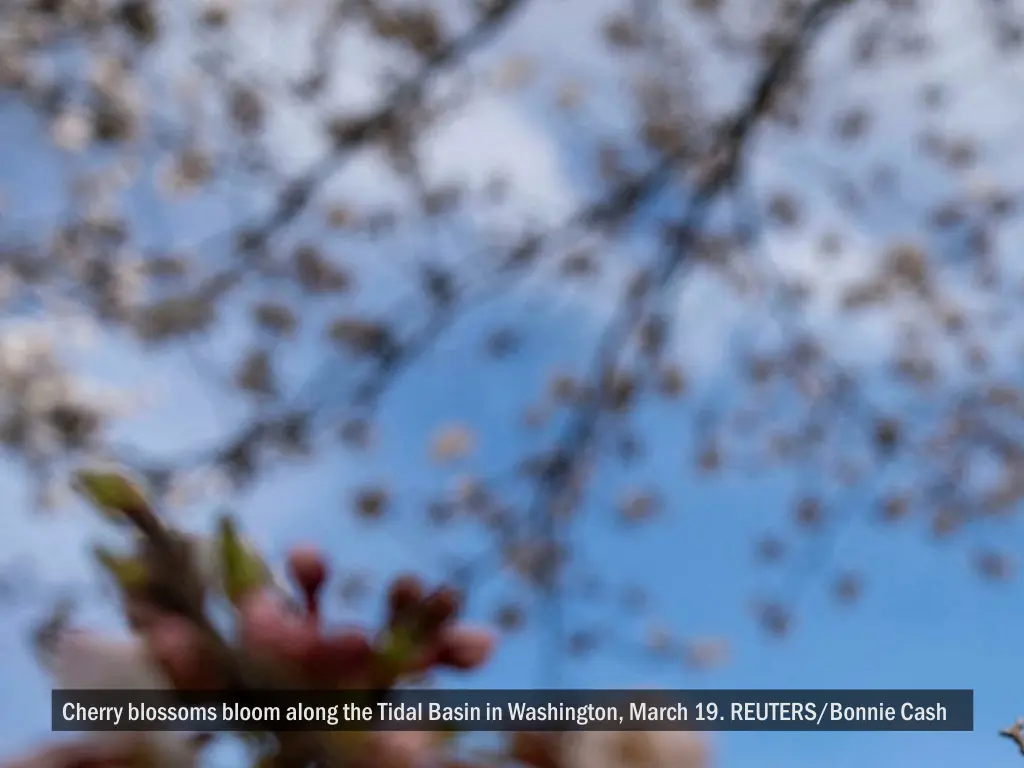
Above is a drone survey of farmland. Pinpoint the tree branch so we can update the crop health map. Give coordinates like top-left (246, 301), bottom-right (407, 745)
top-left (521, 0), bottom-right (856, 667)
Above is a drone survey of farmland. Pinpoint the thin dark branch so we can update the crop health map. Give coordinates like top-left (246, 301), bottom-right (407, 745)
top-left (117, 133), bottom-right (698, 477)
top-left (522, 0), bottom-right (856, 678)
top-left (236, 0), bottom-right (534, 253)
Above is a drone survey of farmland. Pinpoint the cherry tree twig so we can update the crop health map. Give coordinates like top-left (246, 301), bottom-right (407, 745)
top-left (521, 0), bottom-right (857, 682)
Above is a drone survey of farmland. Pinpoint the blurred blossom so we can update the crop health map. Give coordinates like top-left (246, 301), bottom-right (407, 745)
top-left (0, 322), bottom-right (117, 455)
top-left (50, 630), bottom-right (198, 768)
top-left (563, 730), bottom-right (708, 768)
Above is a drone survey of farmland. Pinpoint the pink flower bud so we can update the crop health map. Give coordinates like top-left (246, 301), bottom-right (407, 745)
top-left (387, 574), bottom-right (424, 625)
top-left (287, 545), bottom-right (328, 617)
top-left (240, 590), bottom-right (318, 661)
top-left (437, 626), bottom-right (494, 670)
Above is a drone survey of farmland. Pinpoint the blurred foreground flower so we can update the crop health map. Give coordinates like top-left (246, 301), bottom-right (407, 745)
top-left (563, 730), bottom-right (709, 768)
top-left (5, 465), bottom-right (710, 768)
top-left (46, 631), bottom-right (199, 768)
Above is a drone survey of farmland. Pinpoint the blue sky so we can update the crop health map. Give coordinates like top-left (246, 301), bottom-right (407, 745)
top-left (3, 0), bottom-right (1024, 766)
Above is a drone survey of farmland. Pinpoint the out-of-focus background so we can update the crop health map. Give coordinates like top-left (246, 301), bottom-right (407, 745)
top-left (2, 0), bottom-right (1024, 765)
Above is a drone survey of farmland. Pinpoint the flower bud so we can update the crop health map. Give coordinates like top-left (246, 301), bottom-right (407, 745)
top-left (387, 574), bottom-right (424, 625)
top-left (288, 545), bottom-right (328, 616)
top-left (417, 586), bottom-right (460, 636)
top-left (436, 626), bottom-right (493, 670)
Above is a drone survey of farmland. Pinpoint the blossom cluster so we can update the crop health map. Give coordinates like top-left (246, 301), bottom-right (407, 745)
top-left (5, 469), bottom-right (709, 768)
